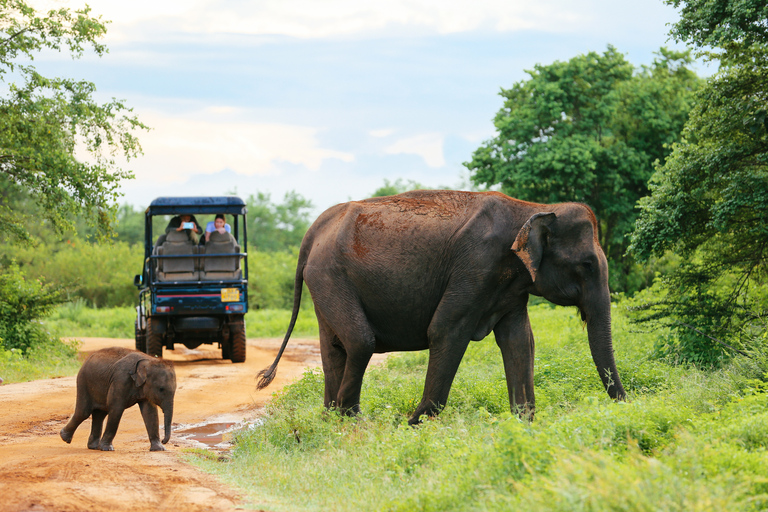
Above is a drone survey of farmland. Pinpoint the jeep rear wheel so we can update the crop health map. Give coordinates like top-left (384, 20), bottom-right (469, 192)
top-left (230, 318), bottom-right (246, 363)
top-left (135, 320), bottom-right (147, 353)
top-left (147, 316), bottom-right (164, 358)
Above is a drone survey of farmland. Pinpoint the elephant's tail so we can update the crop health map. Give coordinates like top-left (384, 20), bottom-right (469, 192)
top-left (256, 249), bottom-right (307, 390)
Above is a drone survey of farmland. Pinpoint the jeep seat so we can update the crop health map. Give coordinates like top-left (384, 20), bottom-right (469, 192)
top-left (201, 231), bottom-right (241, 280)
top-left (156, 230), bottom-right (199, 281)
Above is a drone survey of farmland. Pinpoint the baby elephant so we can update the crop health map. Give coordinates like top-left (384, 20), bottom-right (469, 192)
top-left (60, 347), bottom-right (176, 452)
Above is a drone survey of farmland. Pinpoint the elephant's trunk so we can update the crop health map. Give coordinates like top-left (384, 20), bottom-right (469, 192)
top-left (585, 297), bottom-right (626, 401)
top-left (162, 403), bottom-right (173, 444)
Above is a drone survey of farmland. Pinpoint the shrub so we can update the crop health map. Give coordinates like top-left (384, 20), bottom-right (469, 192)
top-left (0, 262), bottom-right (65, 352)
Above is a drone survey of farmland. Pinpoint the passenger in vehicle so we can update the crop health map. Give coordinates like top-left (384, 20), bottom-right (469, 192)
top-left (205, 214), bottom-right (231, 243)
top-left (165, 214), bottom-right (202, 244)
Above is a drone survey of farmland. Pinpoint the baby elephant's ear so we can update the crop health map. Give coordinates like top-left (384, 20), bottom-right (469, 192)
top-left (130, 359), bottom-right (149, 388)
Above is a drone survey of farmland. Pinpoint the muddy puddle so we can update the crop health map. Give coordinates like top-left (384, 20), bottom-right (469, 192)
top-left (175, 417), bottom-right (262, 451)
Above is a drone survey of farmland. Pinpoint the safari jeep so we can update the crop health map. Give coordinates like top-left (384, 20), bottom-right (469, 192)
top-left (134, 196), bottom-right (249, 362)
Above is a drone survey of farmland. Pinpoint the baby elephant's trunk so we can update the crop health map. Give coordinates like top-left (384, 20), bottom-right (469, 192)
top-left (162, 404), bottom-right (173, 444)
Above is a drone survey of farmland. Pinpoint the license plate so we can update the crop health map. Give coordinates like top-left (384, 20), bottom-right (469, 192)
top-left (221, 288), bottom-right (239, 302)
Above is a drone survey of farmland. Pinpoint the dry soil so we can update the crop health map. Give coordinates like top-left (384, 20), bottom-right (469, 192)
top-left (0, 336), bottom-right (325, 512)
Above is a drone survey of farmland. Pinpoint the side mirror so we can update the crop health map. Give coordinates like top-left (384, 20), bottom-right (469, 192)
top-left (134, 274), bottom-right (143, 287)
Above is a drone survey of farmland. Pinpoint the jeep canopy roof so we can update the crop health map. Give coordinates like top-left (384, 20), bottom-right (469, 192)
top-left (147, 196), bottom-right (247, 216)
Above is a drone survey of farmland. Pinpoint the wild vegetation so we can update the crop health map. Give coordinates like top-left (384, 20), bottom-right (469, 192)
top-left (465, 46), bottom-right (701, 294)
top-left (189, 304), bottom-right (768, 511)
top-left (1, 0), bottom-right (767, 508)
top-left (629, 0), bottom-right (768, 366)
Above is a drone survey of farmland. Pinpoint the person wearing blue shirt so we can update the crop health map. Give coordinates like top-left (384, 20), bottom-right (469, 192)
top-left (205, 214), bottom-right (232, 243)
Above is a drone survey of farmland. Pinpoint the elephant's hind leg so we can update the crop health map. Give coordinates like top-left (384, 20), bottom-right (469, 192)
top-left (318, 317), bottom-right (345, 410)
top-left (316, 303), bottom-right (375, 415)
top-left (60, 398), bottom-right (92, 444)
top-left (87, 409), bottom-right (107, 450)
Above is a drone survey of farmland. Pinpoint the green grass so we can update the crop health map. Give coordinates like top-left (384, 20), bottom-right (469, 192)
top-left (186, 303), bottom-right (768, 512)
top-left (42, 302), bottom-right (319, 339)
top-left (0, 337), bottom-right (82, 384)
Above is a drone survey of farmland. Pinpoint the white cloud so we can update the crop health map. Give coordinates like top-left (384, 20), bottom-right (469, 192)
top-left (384, 133), bottom-right (444, 168)
top-left (369, 129), bottom-right (394, 138)
top-left (127, 109), bottom-right (354, 183)
top-left (52, 0), bottom-right (621, 42)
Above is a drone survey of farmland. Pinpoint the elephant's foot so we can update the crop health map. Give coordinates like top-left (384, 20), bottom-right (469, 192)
top-left (149, 442), bottom-right (166, 452)
top-left (60, 429), bottom-right (73, 444)
top-left (99, 442), bottom-right (114, 451)
top-left (87, 438), bottom-right (100, 450)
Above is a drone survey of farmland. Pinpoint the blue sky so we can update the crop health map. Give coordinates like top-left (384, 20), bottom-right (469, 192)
top-left (35, 0), bottom-right (700, 216)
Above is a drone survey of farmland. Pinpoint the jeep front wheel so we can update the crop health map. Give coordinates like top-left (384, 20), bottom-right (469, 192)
top-left (146, 316), bottom-right (164, 358)
top-left (135, 320), bottom-right (147, 353)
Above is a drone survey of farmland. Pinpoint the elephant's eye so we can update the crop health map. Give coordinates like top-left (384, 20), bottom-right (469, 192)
top-left (581, 261), bottom-right (593, 273)
top-left (159, 387), bottom-right (165, 392)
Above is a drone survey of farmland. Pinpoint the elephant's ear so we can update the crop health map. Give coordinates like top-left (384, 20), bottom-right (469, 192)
top-left (511, 212), bottom-right (556, 282)
top-left (130, 359), bottom-right (148, 388)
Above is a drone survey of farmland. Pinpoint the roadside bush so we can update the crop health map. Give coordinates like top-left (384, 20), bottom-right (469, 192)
top-left (248, 249), bottom-right (313, 311)
top-left (6, 240), bottom-right (142, 308)
top-left (0, 262), bottom-right (65, 352)
top-left (0, 337), bottom-right (80, 384)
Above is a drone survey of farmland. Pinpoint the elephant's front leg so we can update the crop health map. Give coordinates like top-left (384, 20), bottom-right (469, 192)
top-left (99, 407), bottom-right (125, 451)
top-left (494, 309), bottom-right (535, 420)
top-left (409, 323), bottom-right (471, 425)
top-left (138, 401), bottom-right (164, 451)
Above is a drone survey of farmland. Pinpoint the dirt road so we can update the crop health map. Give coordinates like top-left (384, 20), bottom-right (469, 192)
top-left (0, 337), bottom-right (324, 512)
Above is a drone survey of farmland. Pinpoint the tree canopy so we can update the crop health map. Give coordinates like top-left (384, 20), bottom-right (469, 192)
top-left (0, 0), bottom-right (147, 244)
top-left (465, 46), bottom-right (701, 292)
top-left (628, 0), bottom-right (768, 365)
top-left (248, 191), bottom-right (314, 252)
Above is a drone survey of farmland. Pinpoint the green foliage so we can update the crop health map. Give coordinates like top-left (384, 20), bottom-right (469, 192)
top-left (371, 178), bottom-right (427, 197)
top-left (5, 238), bottom-right (143, 308)
top-left (666, 0), bottom-right (768, 50)
top-left (244, 309), bottom-right (319, 338)
top-left (0, 262), bottom-right (65, 351)
top-left (44, 302), bottom-right (136, 338)
top-left (629, 1), bottom-right (768, 366)
top-left (247, 191), bottom-right (313, 252)
top-left (466, 46), bottom-right (701, 293)
top-left (189, 303), bottom-right (768, 511)
top-left (248, 248), bottom-right (313, 311)
top-left (0, 0), bottom-right (147, 244)
top-left (43, 305), bottom-right (320, 339)
top-left (0, 336), bottom-right (80, 384)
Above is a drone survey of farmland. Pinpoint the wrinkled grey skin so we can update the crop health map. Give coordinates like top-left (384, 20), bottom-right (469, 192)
top-left (257, 190), bottom-right (626, 425)
top-left (60, 347), bottom-right (176, 451)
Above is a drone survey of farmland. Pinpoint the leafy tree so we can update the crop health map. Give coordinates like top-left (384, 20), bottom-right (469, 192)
top-left (465, 46), bottom-right (700, 292)
top-left (372, 178), bottom-right (426, 197)
top-left (629, 1), bottom-right (768, 365)
top-left (0, 262), bottom-right (64, 352)
top-left (248, 191), bottom-right (314, 252)
top-left (0, 0), bottom-right (147, 244)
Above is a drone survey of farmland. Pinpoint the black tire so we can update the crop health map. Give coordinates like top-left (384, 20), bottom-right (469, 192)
top-left (135, 320), bottom-right (147, 353)
top-left (146, 316), bottom-right (164, 358)
top-left (221, 336), bottom-right (232, 360)
top-left (230, 318), bottom-right (246, 363)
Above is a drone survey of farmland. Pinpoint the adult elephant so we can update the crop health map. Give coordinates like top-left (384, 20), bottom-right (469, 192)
top-left (257, 190), bottom-right (625, 424)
